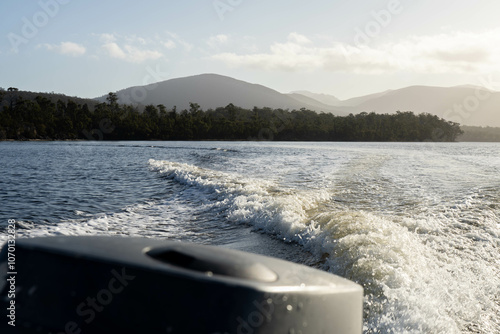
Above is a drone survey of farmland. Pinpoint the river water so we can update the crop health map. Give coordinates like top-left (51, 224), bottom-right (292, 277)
top-left (0, 141), bottom-right (498, 333)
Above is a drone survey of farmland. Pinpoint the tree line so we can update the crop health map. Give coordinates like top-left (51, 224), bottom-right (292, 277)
top-left (0, 90), bottom-right (463, 142)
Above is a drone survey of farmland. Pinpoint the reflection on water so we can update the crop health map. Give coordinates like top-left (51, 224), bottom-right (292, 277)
top-left (0, 141), bottom-right (498, 333)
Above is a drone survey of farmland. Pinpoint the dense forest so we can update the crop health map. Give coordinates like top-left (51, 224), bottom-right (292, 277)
top-left (0, 89), bottom-right (464, 142)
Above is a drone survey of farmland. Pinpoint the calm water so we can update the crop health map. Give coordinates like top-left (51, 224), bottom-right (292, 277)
top-left (1, 141), bottom-right (499, 333)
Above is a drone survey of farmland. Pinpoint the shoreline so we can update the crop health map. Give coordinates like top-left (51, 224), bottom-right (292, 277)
top-left (1, 138), bottom-right (499, 143)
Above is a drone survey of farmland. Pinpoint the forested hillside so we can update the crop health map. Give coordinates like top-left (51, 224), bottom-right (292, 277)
top-left (0, 90), bottom-right (463, 142)
top-left (0, 87), bottom-right (99, 110)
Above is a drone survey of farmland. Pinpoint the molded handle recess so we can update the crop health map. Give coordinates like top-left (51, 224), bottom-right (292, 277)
top-left (146, 245), bottom-right (279, 282)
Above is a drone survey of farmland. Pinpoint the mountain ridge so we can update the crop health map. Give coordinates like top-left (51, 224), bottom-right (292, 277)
top-left (94, 73), bottom-right (500, 126)
top-left (97, 73), bottom-right (344, 115)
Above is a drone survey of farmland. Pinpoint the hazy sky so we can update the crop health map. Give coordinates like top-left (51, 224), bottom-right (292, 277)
top-left (2, 0), bottom-right (500, 100)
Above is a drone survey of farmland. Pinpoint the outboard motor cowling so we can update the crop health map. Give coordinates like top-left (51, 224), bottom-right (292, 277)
top-left (0, 236), bottom-right (363, 333)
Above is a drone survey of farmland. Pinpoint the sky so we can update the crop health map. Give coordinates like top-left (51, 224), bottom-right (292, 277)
top-left (1, 0), bottom-right (500, 100)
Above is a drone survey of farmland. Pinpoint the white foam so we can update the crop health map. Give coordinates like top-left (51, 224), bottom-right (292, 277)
top-left (2, 152), bottom-right (497, 334)
top-left (148, 159), bottom-right (331, 240)
top-left (148, 159), bottom-right (500, 334)
top-left (0, 201), bottom-right (196, 244)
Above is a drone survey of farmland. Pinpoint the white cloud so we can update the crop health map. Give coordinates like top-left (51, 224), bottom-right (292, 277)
top-left (40, 41), bottom-right (86, 57)
top-left (102, 42), bottom-right (126, 59)
top-left (207, 34), bottom-right (229, 49)
top-left (101, 42), bottom-right (163, 63)
top-left (124, 35), bottom-right (147, 45)
top-left (163, 40), bottom-right (176, 49)
top-left (166, 31), bottom-right (193, 52)
top-left (97, 33), bottom-right (165, 63)
top-left (94, 32), bottom-right (195, 63)
top-left (287, 32), bottom-right (311, 45)
top-left (212, 29), bottom-right (500, 74)
top-left (99, 33), bottom-right (116, 43)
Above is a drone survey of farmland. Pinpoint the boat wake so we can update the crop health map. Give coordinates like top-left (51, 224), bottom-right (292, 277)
top-left (148, 159), bottom-right (500, 334)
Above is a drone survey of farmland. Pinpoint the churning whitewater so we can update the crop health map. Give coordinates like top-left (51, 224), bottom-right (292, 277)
top-left (147, 152), bottom-right (499, 334)
top-left (0, 141), bottom-right (498, 333)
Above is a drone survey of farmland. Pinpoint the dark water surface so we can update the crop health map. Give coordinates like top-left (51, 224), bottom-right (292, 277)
top-left (1, 141), bottom-right (499, 333)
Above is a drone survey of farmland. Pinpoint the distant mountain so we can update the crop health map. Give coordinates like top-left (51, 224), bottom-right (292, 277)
top-left (286, 93), bottom-right (341, 112)
top-left (95, 73), bottom-right (500, 126)
top-left (292, 85), bottom-right (500, 126)
top-left (99, 74), bottom-right (343, 114)
top-left (291, 90), bottom-right (340, 106)
top-left (336, 90), bottom-right (393, 107)
top-left (332, 85), bottom-right (500, 126)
